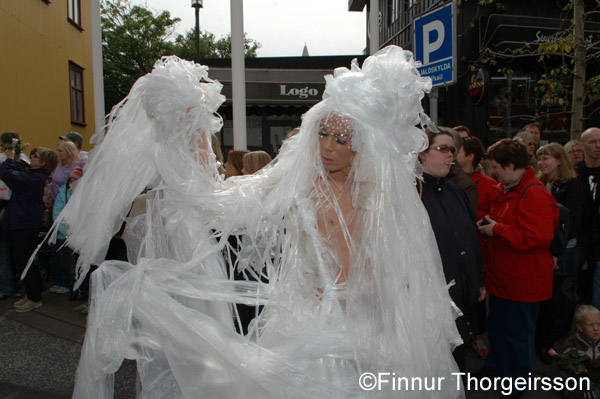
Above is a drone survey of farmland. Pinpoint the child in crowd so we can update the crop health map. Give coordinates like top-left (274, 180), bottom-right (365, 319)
top-left (551, 305), bottom-right (600, 398)
top-left (48, 167), bottom-right (82, 294)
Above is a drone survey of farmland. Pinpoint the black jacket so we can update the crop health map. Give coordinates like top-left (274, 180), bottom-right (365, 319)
top-left (0, 159), bottom-right (48, 231)
top-left (550, 178), bottom-right (585, 241)
top-left (576, 161), bottom-right (600, 237)
top-left (420, 173), bottom-right (485, 340)
top-left (448, 162), bottom-right (478, 218)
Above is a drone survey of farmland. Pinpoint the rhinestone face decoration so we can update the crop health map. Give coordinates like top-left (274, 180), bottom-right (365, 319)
top-left (318, 114), bottom-right (354, 146)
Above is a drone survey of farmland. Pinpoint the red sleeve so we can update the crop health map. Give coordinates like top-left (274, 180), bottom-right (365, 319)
top-left (492, 186), bottom-right (559, 250)
top-left (475, 176), bottom-right (496, 222)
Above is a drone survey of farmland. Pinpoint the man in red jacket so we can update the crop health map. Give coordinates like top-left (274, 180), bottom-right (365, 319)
top-left (477, 138), bottom-right (559, 389)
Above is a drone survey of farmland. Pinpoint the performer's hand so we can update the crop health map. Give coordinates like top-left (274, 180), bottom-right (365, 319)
top-left (553, 256), bottom-right (559, 270)
top-left (477, 216), bottom-right (496, 237)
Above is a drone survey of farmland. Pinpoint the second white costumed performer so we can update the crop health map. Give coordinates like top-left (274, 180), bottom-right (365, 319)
top-left (62, 45), bottom-right (464, 398)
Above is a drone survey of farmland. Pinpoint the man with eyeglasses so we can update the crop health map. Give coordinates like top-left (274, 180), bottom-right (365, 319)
top-left (576, 127), bottom-right (600, 307)
top-left (565, 139), bottom-right (585, 165)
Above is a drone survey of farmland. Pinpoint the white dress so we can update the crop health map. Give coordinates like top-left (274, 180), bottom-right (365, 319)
top-left (60, 48), bottom-right (465, 399)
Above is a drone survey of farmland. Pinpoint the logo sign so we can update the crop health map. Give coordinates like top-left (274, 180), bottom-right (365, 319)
top-left (413, 2), bottom-right (456, 87)
top-left (279, 85), bottom-right (319, 99)
top-left (468, 68), bottom-right (489, 105)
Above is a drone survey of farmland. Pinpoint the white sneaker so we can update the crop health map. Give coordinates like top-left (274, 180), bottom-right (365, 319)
top-left (49, 285), bottom-right (69, 294)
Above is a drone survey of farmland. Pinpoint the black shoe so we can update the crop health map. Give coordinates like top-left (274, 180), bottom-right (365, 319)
top-left (68, 291), bottom-right (80, 301)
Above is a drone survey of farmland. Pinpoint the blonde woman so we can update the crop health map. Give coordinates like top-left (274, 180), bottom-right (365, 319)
top-left (535, 142), bottom-right (585, 363)
top-left (242, 151), bottom-right (272, 175)
top-left (48, 141), bottom-right (79, 202)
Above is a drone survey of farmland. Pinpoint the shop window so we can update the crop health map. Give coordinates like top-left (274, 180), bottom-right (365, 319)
top-left (68, 0), bottom-right (82, 28)
top-left (488, 76), bottom-right (568, 141)
top-left (69, 62), bottom-right (85, 125)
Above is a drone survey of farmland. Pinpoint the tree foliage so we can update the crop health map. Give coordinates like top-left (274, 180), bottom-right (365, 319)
top-left (101, 0), bottom-right (261, 112)
top-left (101, 0), bottom-right (180, 112)
top-left (174, 30), bottom-right (261, 61)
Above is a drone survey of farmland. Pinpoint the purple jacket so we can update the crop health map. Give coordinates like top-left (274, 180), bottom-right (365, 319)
top-left (49, 163), bottom-right (73, 200)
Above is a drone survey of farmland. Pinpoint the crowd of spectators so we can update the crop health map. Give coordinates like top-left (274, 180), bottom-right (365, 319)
top-left (0, 131), bottom-right (86, 312)
top-left (0, 122), bottom-right (599, 396)
top-left (441, 123), bottom-right (600, 398)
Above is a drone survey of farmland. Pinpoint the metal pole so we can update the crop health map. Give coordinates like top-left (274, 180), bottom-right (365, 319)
top-left (505, 73), bottom-right (512, 138)
top-left (429, 88), bottom-right (438, 125)
top-left (369, 0), bottom-right (379, 54)
top-left (194, 6), bottom-right (200, 63)
top-left (91, 0), bottom-right (105, 139)
top-left (230, 0), bottom-right (247, 150)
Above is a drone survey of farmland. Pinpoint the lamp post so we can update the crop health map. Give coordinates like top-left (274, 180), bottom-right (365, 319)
top-left (191, 0), bottom-right (203, 63)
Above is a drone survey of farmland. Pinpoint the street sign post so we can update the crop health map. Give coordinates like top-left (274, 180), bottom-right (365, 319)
top-left (413, 1), bottom-right (456, 88)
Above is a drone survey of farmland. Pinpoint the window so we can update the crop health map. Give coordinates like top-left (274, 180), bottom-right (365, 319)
top-left (387, 0), bottom-right (399, 25)
top-left (69, 62), bottom-right (85, 125)
top-left (68, 0), bottom-right (81, 28)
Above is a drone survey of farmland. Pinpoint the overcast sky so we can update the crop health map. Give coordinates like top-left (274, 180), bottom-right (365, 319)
top-left (131, 0), bottom-right (367, 57)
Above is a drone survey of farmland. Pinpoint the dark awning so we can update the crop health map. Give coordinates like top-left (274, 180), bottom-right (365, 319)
top-left (348, 0), bottom-right (366, 12)
top-left (480, 14), bottom-right (600, 55)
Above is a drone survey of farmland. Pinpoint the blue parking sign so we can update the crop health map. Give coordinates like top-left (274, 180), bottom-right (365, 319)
top-left (413, 2), bottom-right (456, 87)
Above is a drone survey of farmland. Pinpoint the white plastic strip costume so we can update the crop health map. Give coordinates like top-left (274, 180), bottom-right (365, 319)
top-left (63, 47), bottom-right (464, 398)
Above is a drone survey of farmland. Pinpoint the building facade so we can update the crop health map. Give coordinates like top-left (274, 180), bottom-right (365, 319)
top-left (0, 0), bottom-right (104, 151)
top-left (202, 55), bottom-right (366, 156)
top-left (350, 0), bottom-right (600, 144)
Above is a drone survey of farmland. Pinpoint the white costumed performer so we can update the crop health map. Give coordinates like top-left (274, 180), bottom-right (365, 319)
top-left (63, 46), bottom-right (464, 398)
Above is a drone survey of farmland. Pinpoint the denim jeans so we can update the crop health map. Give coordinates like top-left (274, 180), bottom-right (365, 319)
top-left (485, 295), bottom-right (540, 379)
top-left (555, 246), bottom-right (579, 340)
top-left (0, 229), bottom-right (14, 295)
top-left (49, 239), bottom-right (77, 290)
top-left (8, 229), bottom-right (42, 302)
top-left (576, 236), bottom-right (597, 305)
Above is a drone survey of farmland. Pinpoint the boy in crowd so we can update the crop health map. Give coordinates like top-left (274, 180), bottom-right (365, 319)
top-left (551, 305), bottom-right (600, 398)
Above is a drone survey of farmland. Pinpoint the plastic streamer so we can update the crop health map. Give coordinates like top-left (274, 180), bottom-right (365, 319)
top-left (65, 48), bottom-right (465, 398)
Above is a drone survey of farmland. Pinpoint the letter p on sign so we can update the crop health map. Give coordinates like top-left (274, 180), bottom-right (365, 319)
top-left (423, 20), bottom-right (444, 64)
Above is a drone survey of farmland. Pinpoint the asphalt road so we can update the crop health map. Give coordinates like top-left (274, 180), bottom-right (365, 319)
top-left (0, 315), bottom-right (136, 399)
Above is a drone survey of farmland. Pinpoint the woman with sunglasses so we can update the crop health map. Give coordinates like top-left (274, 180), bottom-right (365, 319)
top-left (418, 129), bottom-right (485, 375)
top-left (477, 138), bottom-right (559, 385)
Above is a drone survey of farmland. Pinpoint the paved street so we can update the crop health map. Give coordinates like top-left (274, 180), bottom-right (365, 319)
top-left (0, 292), bottom-right (136, 399)
top-left (0, 289), bottom-right (567, 399)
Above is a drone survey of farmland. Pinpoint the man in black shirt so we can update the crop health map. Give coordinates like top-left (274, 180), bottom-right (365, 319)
top-left (576, 127), bottom-right (600, 306)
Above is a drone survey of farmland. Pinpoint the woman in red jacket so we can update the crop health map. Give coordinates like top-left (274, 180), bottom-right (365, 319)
top-left (477, 138), bottom-right (559, 383)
